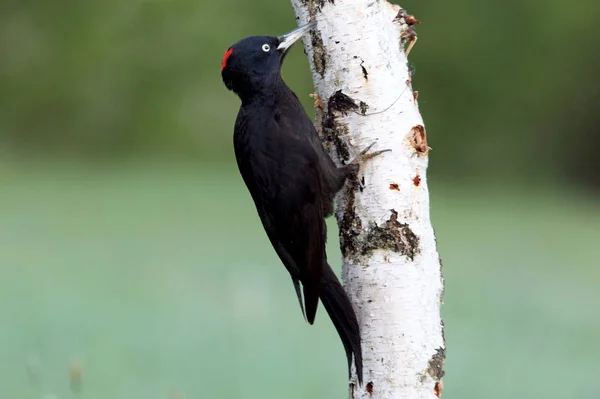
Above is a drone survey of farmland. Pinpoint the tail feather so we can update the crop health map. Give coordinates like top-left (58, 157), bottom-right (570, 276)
top-left (303, 282), bottom-right (320, 325)
top-left (292, 279), bottom-right (307, 322)
top-left (319, 263), bottom-right (363, 384)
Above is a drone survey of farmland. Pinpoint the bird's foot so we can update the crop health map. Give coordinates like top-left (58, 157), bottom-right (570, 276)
top-left (345, 142), bottom-right (391, 190)
top-left (349, 141), bottom-right (391, 166)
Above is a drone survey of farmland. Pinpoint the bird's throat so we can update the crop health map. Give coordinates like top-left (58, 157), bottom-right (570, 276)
top-left (237, 73), bottom-right (286, 105)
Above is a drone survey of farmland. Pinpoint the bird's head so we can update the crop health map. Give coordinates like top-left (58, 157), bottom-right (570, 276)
top-left (221, 21), bottom-right (316, 98)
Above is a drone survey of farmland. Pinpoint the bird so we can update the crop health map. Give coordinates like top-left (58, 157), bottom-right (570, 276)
top-left (221, 21), bottom-right (387, 384)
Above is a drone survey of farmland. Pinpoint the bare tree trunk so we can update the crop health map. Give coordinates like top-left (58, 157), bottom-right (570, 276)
top-left (288, 1), bottom-right (446, 398)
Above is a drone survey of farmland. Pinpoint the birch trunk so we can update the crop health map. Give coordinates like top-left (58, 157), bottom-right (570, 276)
top-left (288, 1), bottom-right (446, 398)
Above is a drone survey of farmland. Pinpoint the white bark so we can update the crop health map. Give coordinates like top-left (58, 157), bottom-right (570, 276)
top-left (289, 1), bottom-right (445, 398)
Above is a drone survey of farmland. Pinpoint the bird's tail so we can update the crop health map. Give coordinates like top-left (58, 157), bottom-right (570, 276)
top-left (319, 263), bottom-right (363, 385)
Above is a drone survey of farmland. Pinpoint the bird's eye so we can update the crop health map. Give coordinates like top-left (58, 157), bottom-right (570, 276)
top-left (262, 44), bottom-right (271, 52)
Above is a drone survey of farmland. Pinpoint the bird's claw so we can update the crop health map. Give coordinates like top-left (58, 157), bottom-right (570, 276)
top-left (350, 141), bottom-right (391, 165)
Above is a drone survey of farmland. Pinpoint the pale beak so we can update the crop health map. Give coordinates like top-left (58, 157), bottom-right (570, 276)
top-left (277, 20), bottom-right (317, 53)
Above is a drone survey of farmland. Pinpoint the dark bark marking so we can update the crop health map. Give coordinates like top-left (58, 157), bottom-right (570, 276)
top-left (362, 210), bottom-right (420, 260)
top-left (322, 90), bottom-right (370, 163)
top-left (358, 58), bottom-right (368, 80)
top-left (341, 209), bottom-right (420, 260)
top-left (322, 116), bottom-right (350, 164)
top-left (327, 89), bottom-right (369, 116)
top-left (310, 29), bottom-right (329, 77)
top-left (359, 101), bottom-right (368, 115)
top-left (413, 174), bottom-right (421, 186)
top-left (338, 179), bottom-right (362, 257)
top-left (427, 347), bottom-right (446, 381)
top-left (328, 90), bottom-right (359, 115)
top-left (301, 0), bottom-right (335, 10)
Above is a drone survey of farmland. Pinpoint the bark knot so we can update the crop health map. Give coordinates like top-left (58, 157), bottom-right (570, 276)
top-left (395, 8), bottom-right (419, 55)
top-left (409, 125), bottom-right (430, 155)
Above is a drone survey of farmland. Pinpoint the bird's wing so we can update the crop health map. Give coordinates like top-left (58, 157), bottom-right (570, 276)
top-left (234, 107), bottom-right (327, 324)
top-left (256, 152), bottom-right (325, 325)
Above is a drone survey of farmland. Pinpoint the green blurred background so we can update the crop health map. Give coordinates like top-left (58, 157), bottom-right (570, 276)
top-left (1, 0), bottom-right (599, 398)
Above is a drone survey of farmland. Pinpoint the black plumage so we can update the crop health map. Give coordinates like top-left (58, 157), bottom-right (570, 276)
top-left (221, 22), bottom-right (387, 384)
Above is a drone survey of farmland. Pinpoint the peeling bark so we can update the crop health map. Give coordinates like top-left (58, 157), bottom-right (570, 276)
top-left (289, 1), bottom-right (445, 398)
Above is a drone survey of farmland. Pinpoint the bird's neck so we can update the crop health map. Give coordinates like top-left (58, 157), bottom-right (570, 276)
top-left (238, 74), bottom-right (291, 106)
